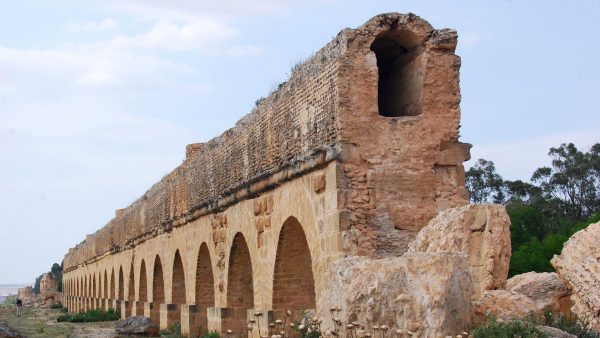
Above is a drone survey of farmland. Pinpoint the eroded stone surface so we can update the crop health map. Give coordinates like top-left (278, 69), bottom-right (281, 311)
top-left (507, 272), bottom-right (571, 315)
top-left (472, 289), bottom-right (539, 322)
top-left (115, 316), bottom-right (159, 336)
top-left (552, 221), bottom-right (600, 331)
top-left (408, 204), bottom-right (511, 293)
top-left (320, 253), bottom-right (473, 337)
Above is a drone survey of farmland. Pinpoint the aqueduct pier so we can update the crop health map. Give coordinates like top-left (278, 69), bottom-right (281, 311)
top-left (61, 13), bottom-right (471, 336)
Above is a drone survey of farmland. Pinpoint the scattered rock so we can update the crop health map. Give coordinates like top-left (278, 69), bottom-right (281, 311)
top-left (0, 322), bottom-right (24, 338)
top-left (473, 289), bottom-right (539, 322)
top-left (536, 325), bottom-right (577, 338)
top-left (507, 272), bottom-right (571, 315)
top-left (320, 252), bottom-right (473, 337)
top-left (408, 204), bottom-right (512, 293)
top-left (115, 316), bottom-right (159, 336)
top-left (552, 221), bottom-right (600, 331)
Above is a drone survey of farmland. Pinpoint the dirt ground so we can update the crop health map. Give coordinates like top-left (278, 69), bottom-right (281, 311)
top-left (0, 307), bottom-right (118, 338)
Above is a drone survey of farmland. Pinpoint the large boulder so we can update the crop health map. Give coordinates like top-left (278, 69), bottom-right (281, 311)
top-left (0, 322), bottom-right (24, 338)
top-left (535, 326), bottom-right (577, 338)
top-left (472, 289), bottom-right (539, 322)
top-left (115, 316), bottom-right (159, 336)
top-left (320, 252), bottom-right (473, 337)
top-left (507, 272), bottom-right (571, 315)
top-left (408, 204), bottom-right (511, 293)
top-left (552, 221), bottom-right (600, 331)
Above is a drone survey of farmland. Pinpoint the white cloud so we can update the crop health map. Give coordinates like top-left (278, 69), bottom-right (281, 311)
top-left (104, 0), bottom-right (286, 21)
top-left (66, 18), bottom-right (120, 33)
top-left (111, 19), bottom-right (240, 52)
top-left (466, 130), bottom-right (599, 180)
top-left (0, 45), bottom-right (198, 89)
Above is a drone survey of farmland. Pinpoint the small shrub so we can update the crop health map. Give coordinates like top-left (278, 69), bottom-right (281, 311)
top-left (160, 321), bottom-right (183, 338)
top-left (472, 317), bottom-right (547, 338)
top-left (56, 308), bottom-right (120, 323)
top-left (201, 330), bottom-right (220, 338)
top-left (50, 303), bottom-right (63, 309)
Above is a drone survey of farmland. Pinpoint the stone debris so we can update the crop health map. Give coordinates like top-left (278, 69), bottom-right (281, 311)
top-left (472, 289), bottom-right (539, 322)
top-left (552, 220), bottom-right (600, 331)
top-left (0, 322), bottom-right (24, 338)
top-left (408, 204), bottom-right (511, 293)
top-left (321, 253), bottom-right (473, 337)
top-left (535, 325), bottom-right (577, 338)
top-left (506, 272), bottom-right (571, 315)
top-left (114, 316), bottom-right (159, 336)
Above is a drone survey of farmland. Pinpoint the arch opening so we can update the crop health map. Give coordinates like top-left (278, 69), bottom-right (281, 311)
top-left (172, 250), bottom-right (186, 304)
top-left (151, 256), bottom-right (165, 324)
top-left (370, 30), bottom-right (423, 117)
top-left (103, 270), bottom-right (108, 299)
top-left (272, 217), bottom-right (316, 318)
top-left (227, 233), bottom-right (254, 308)
top-left (138, 260), bottom-right (148, 316)
top-left (126, 264), bottom-right (134, 316)
top-left (195, 243), bottom-right (215, 336)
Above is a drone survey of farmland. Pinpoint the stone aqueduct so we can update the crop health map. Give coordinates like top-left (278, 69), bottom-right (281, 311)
top-left (61, 13), bottom-right (471, 336)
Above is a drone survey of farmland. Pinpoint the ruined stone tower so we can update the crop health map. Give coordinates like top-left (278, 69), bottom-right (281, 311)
top-left (61, 13), bottom-right (473, 336)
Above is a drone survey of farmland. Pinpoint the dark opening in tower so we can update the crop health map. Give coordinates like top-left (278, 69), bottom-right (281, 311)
top-left (370, 30), bottom-right (423, 117)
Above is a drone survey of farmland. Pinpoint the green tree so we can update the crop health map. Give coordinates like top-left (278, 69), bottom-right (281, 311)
top-left (532, 143), bottom-right (600, 222)
top-left (466, 159), bottom-right (506, 203)
top-left (33, 274), bottom-right (43, 294)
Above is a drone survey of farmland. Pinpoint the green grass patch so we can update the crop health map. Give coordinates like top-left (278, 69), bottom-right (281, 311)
top-left (57, 308), bottom-right (120, 323)
top-left (0, 295), bottom-right (17, 308)
top-left (472, 317), bottom-right (547, 338)
top-left (0, 307), bottom-right (75, 338)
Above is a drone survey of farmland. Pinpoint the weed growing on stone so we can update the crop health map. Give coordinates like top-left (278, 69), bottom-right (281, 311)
top-left (160, 321), bottom-right (184, 338)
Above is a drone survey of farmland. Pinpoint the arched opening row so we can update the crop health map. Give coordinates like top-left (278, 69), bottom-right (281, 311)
top-left (63, 216), bottom-right (316, 336)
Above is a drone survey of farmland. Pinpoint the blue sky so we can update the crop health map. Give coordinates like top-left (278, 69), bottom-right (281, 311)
top-left (0, 0), bottom-right (598, 284)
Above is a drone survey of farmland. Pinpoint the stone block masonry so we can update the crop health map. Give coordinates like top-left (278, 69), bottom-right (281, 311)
top-left (61, 13), bottom-right (477, 337)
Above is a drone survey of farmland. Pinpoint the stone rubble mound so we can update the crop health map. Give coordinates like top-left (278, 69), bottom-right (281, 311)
top-left (506, 271), bottom-right (571, 315)
top-left (552, 220), bottom-right (600, 331)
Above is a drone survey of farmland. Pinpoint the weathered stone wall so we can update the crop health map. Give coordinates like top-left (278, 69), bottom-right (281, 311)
top-left (64, 13), bottom-right (469, 270)
top-left (336, 14), bottom-right (469, 257)
top-left (17, 286), bottom-right (33, 299)
top-left (61, 12), bottom-right (473, 337)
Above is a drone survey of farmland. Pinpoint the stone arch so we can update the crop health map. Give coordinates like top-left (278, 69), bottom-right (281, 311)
top-left (272, 216), bottom-right (316, 316)
top-left (92, 274), bottom-right (97, 298)
top-left (103, 270), bottom-right (108, 299)
top-left (227, 233), bottom-right (254, 333)
top-left (118, 266), bottom-right (124, 300)
top-left (227, 233), bottom-right (254, 308)
top-left (139, 260), bottom-right (148, 301)
top-left (126, 263), bottom-right (134, 316)
top-left (370, 29), bottom-right (423, 117)
top-left (151, 255), bottom-right (165, 324)
top-left (172, 250), bottom-right (186, 304)
top-left (110, 268), bottom-right (116, 299)
top-left (195, 243), bottom-right (215, 335)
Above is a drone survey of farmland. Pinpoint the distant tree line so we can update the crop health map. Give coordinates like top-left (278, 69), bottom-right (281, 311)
top-left (33, 262), bottom-right (63, 294)
top-left (466, 142), bottom-right (600, 276)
